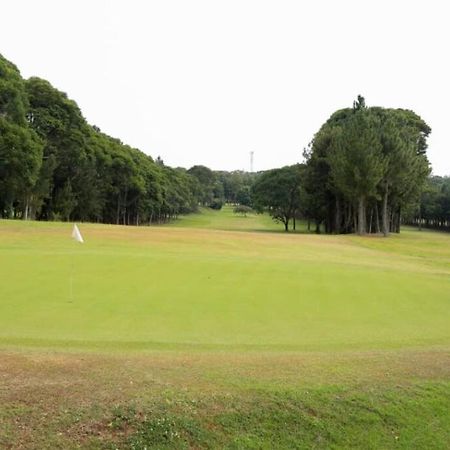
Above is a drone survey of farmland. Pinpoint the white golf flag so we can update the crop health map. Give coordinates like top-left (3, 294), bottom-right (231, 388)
top-left (71, 224), bottom-right (84, 243)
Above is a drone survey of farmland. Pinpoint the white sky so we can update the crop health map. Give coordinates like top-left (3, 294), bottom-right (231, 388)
top-left (1, 0), bottom-right (449, 174)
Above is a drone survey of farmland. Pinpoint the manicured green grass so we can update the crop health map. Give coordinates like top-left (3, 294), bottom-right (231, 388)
top-left (0, 206), bottom-right (449, 351)
top-left (170, 205), bottom-right (283, 232)
top-left (1, 208), bottom-right (449, 448)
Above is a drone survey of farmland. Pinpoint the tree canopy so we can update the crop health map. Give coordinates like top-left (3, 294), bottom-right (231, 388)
top-left (252, 164), bottom-right (304, 231)
top-left (0, 54), bottom-right (206, 223)
top-left (303, 97), bottom-right (431, 235)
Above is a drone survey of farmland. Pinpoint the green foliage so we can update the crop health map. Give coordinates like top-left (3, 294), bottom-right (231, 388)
top-left (0, 54), bottom-right (29, 125)
top-left (209, 198), bottom-right (223, 210)
top-left (304, 97), bottom-right (431, 235)
top-left (329, 111), bottom-right (386, 203)
top-left (407, 176), bottom-right (450, 230)
top-left (236, 185), bottom-right (252, 206)
top-left (187, 165), bottom-right (216, 206)
top-left (128, 416), bottom-right (183, 448)
top-left (252, 164), bottom-right (304, 231)
top-left (0, 55), bottom-right (44, 219)
top-left (0, 53), bottom-right (210, 223)
top-left (233, 204), bottom-right (254, 216)
top-left (0, 55), bottom-right (435, 234)
top-left (217, 170), bottom-right (257, 204)
top-left (0, 53), bottom-right (260, 224)
top-left (0, 118), bottom-right (43, 218)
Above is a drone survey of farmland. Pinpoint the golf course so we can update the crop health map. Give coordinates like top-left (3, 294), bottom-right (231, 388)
top-left (1, 206), bottom-right (449, 449)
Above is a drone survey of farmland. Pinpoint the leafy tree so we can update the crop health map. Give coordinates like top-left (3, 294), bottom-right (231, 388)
top-left (252, 165), bottom-right (304, 231)
top-left (236, 186), bottom-right (252, 206)
top-left (187, 165), bottom-right (216, 205)
top-left (0, 54), bottom-right (29, 125)
top-left (0, 55), bottom-right (44, 219)
top-left (0, 118), bottom-right (43, 218)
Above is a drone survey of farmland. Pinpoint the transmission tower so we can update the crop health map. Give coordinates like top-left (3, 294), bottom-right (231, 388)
top-left (250, 151), bottom-right (254, 173)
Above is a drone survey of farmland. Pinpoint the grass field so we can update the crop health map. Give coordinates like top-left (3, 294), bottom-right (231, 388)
top-left (1, 206), bottom-right (449, 448)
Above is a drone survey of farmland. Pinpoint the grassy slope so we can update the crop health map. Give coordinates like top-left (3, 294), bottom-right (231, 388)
top-left (1, 207), bottom-right (449, 448)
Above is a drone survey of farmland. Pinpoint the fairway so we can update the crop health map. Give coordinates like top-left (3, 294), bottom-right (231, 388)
top-left (1, 208), bottom-right (450, 449)
top-left (1, 206), bottom-right (449, 352)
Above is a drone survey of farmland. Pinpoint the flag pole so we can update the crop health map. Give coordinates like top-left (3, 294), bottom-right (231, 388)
top-left (69, 251), bottom-right (74, 302)
top-left (70, 224), bottom-right (84, 302)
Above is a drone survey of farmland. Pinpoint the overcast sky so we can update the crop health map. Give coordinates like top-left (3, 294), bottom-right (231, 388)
top-left (1, 0), bottom-right (449, 174)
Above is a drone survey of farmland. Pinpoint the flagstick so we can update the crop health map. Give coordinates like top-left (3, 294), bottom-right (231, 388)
top-left (69, 251), bottom-right (74, 302)
top-left (69, 224), bottom-right (84, 302)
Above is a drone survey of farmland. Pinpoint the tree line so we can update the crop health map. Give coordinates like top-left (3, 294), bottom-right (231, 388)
top-left (405, 176), bottom-right (450, 231)
top-left (0, 53), bottom-right (254, 224)
top-left (1, 54), bottom-right (442, 235)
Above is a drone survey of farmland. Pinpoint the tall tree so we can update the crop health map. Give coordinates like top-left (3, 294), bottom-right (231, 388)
top-left (304, 97), bottom-right (431, 235)
top-left (0, 55), bottom-right (43, 219)
top-left (329, 109), bottom-right (386, 235)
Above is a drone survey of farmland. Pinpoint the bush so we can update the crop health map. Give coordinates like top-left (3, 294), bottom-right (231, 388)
top-left (233, 205), bottom-right (254, 216)
top-left (209, 199), bottom-right (223, 210)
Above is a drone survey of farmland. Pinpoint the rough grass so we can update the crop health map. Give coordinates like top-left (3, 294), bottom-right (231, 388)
top-left (1, 350), bottom-right (449, 449)
top-left (0, 206), bottom-right (449, 448)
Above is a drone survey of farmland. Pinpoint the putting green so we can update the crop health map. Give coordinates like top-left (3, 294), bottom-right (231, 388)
top-left (0, 207), bottom-right (449, 351)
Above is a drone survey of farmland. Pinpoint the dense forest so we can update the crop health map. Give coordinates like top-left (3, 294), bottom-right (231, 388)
top-left (1, 54), bottom-right (448, 234)
top-left (0, 54), bottom-right (254, 224)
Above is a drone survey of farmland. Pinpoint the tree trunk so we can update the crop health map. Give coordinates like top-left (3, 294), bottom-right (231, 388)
top-left (315, 221), bottom-right (321, 234)
top-left (357, 196), bottom-right (366, 235)
top-left (293, 216), bottom-right (296, 231)
top-left (344, 203), bottom-right (352, 233)
top-left (284, 218), bottom-right (289, 232)
top-left (396, 206), bottom-right (401, 233)
top-left (334, 197), bottom-right (341, 234)
top-left (374, 203), bottom-right (381, 234)
top-left (24, 198), bottom-right (29, 221)
top-left (418, 205), bottom-right (422, 231)
top-left (382, 184), bottom-right (389, 236)
top-left (116, 197), bottom-right (121, 225)
top-left (390, 209), bottom-right (395, 233)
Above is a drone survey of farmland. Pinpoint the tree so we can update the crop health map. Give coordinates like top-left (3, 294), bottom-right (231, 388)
top-left (329, 109), bottom-right (386, 235)
top-left (378, 109), bottom-right (430, 234)
top-left (252, 165), bottom-right (304, 231)
top-left (1, 53), bottom-right (210, 226)
top-left (0, 54), bottom-right (29, 125)
top-left (0, 118), bottom-right (43, 218)
top-left (304, 97), bottom-right (431, 235)
top-left (187, 165), bottom-right (217, 206)
top-left (0, 55), bottom-right (44, 219)
top-left (236, 186), bottom-right (251, 206)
